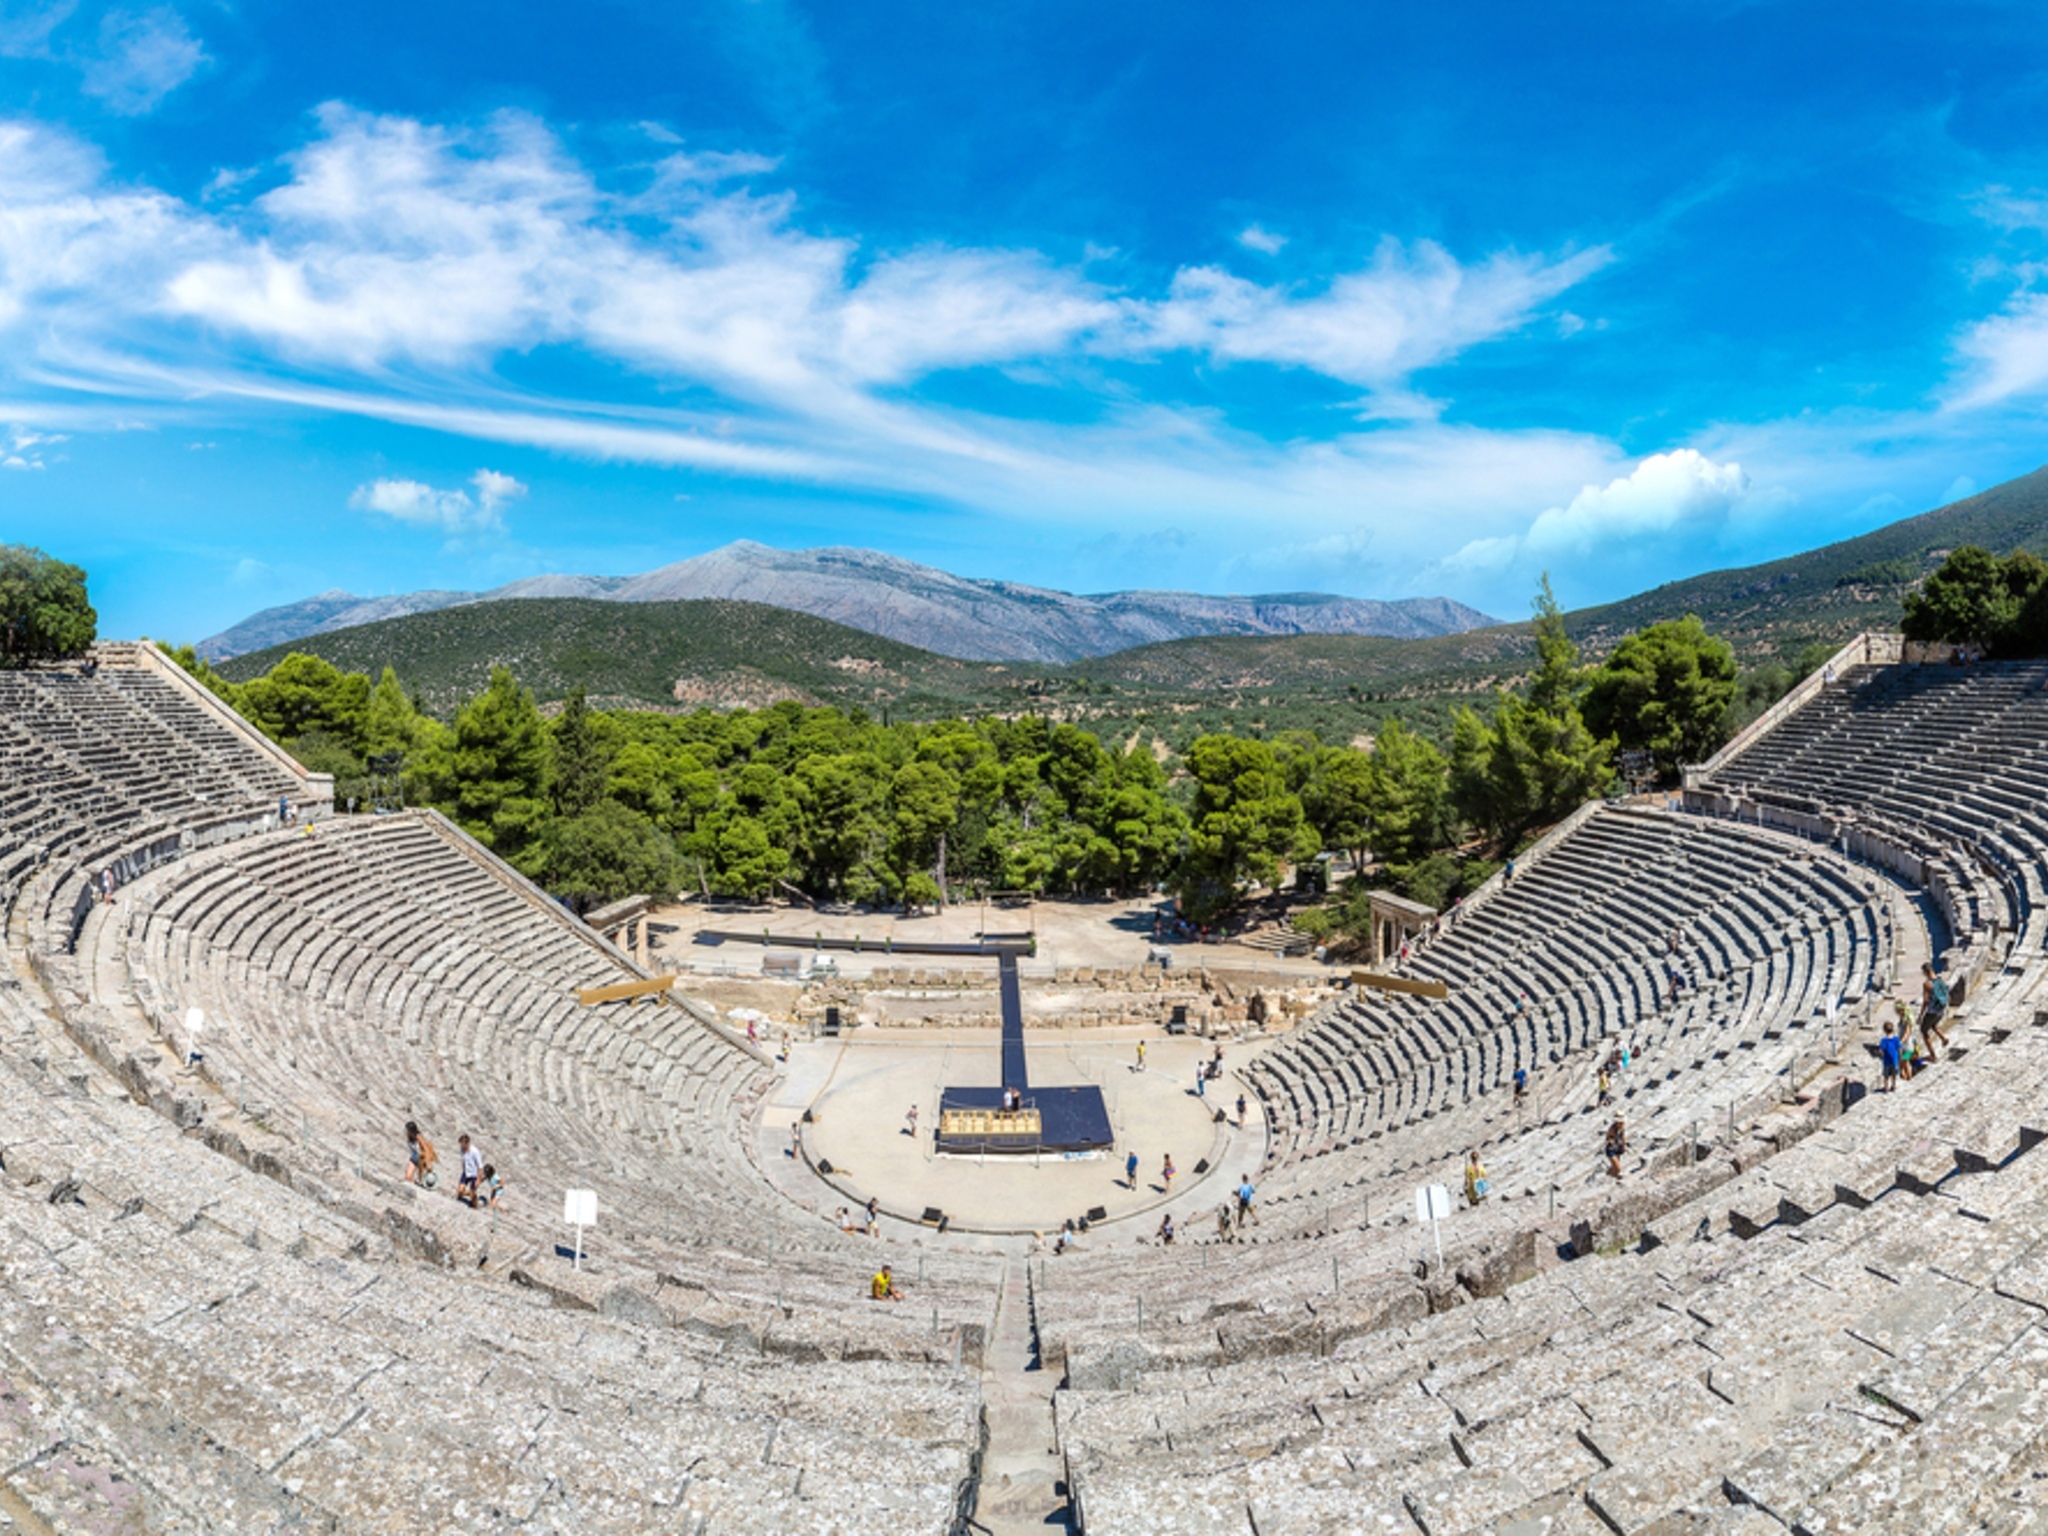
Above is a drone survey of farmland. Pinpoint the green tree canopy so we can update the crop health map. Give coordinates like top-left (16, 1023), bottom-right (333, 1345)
top-left (1448, 576), bottom-right (1613, 845)
top-left (234, 653), bottom-right (373, 745)
top-left (1360, 718), bottom-right (1448, 868)
top-left (1178, 734), bottom-right (1319, 918)
top-left (436, 667), bottom-right (554, 875)
top-left (545, 802), bottom-right (679, 911)
top-left (1299, 746), bottom-right (1374, 871)
top-left (550, 687), bottom-right (613, 816)
top-left (0, 546), bottom-right (95, 668)
top-left (1582, 615), bottom-right (1738, 779)
top-left (1904, 545), bottom-right (2048, 654)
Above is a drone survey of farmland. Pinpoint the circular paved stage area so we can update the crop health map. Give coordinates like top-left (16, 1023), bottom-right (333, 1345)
top-left (786, 1032), bottom-right (1268, 1236)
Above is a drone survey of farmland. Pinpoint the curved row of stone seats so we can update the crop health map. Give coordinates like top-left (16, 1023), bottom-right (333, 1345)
top-left (96, 810), bottom-right (1002, 1336)
top-left (1054, 996), bottom-right (2048, 1534)
top-left (0, 648), bottom-right (303, 812)
top-left (1703, 660), bottom-right (2048, 954)
top-left (0, 963), bottom-right (981, 1534)
top-left (1028, 812), bottom-right (1896, 1385)
top-left (1243, 809), bottom-right (1886, 1186)
top-left (0, 650), bottom-right (328, 954)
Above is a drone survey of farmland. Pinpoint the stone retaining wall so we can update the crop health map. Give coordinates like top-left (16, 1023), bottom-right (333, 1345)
top-left (789, 963), bottom-right (1340, 1034)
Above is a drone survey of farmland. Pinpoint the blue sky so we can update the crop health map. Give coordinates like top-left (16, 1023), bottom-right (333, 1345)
top-left (6, 1), bottom-right (2048, 641)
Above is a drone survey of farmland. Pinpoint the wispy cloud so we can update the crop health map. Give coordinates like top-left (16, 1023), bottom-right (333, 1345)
top-left (0, 109), bottom-right (1618, 533)
top-left (80, 7), bottom-right (206, 114)
top-left (2, 423), bottom-right (66, 469)
top-left (349, 468), bottom-right (527, 533)
top-left (1237, 223), bottom-right (1286, 256)
top-left (15, 102), bottom-right (2011, 615)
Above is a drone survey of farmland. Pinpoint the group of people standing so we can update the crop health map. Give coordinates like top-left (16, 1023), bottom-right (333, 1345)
top-left (1880, 962), bottom-right (1952, 1090)
top-left (403, 1122), bottom-right (503, 1210)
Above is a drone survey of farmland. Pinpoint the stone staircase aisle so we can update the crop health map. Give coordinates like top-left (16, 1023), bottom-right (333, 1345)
top-left (970, 1253), bottom-right (1071, 1534)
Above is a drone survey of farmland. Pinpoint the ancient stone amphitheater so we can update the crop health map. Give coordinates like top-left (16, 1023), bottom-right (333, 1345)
top-left (4, 633), bottom-right (2046, 1533)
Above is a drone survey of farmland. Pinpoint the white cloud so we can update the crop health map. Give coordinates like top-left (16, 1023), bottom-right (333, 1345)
top-left (0, 1), bottom-right (76, 58)
top-left (1123, 237), bottom-right (1612, 408)
top-left (140, 108), bottom-right (1604, 419)
top-left (80, 7), bottom-right (205, 115)
top-left (0, 106), bottom-right (1637, 602)
top-left (1, 423), bottom-right (65, 469)
top-left (469, 467), bottom-right (527, 517)
top-left (1948, 291), bottom-right (2048, 408)
top-left (1435, 450), bottom-right (1752, 596)
top-left (1237, 223), bottom-right (1286, 255)
top-left (349, 468), bottom-right (526, 533)
top-left (1525, 449), bottom-right (1749, 555)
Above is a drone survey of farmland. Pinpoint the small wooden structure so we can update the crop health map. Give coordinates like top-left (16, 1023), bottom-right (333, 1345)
top-left (577, 973), bottom-right (677, 1006)
top-left (1349, 969), bottom-right (1450, 1001)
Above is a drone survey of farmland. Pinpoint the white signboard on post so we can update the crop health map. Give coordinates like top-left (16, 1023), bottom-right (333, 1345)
top-left (564, 1188), bottom-right (597, 1270)
top-left (1416, 1182), bottom-right (1452, 1267)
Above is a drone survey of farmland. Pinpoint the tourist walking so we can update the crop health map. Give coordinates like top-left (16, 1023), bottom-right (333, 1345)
top-left (1596, 1068), bottom-right (1612, 1108)
top-left (1513, 1066), bottom-right (1528, 1105)
top-left (1135, 1040), bottom-right (1146, 1073)
top-left (403, 1121), bottom-right (437, 1187)
top-left (456, 1133), bottom-right (483, 1206)
top-left (1919, 964), bottom-right (1952, 1058)
top-left (1464, 1150), bottom-right (1489, 1206)
top-left (905, 1104), bottom-right (919, 1138)
top-left (1235, 1174), bottom-right (1257, 1228)
top-left (1604, 1117), bottom-right (1627, 1179)
top-left (1234, 1092), bottom-right (1247, 1127)
top-left (1194, 1067), bottom-right (1206, 1099)
top-left (1880, 1022), bottom-right (1902, 1091)
top-left (1161, 1153), bottom-right (1176, 1191)
top-left (478, 1164), bottom-right (503, 1209)
top-left (1125, 1150), bottom-right (1140, 1189)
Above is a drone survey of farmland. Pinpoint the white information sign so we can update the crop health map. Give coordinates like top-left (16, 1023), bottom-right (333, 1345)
top-left (1416, 1182), bottom-right (1452, 1267)
top-left (564, 1188), bottom-right (597, 1270)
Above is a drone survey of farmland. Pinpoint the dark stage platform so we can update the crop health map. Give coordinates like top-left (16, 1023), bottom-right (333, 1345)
top-left (930, 949), bottom-right (1114, 1154)
top-left (935, 1085), bottom-right (1114, 1154)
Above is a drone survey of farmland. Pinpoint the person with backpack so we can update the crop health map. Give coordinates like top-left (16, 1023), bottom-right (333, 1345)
top-left (1464, 1150), bottom-right (1490, 1205)
top-left (1920, 964), bottom-right (1952, 1060)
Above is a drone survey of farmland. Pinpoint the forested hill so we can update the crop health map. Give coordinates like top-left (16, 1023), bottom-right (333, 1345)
top-left (1571, 464), bottom-right (2048, 650)
top-left (1079, 465), bottom-right (2048, 694)
top-left (216, 464), bottom-right (2048, 724)
top-left (215, 598), bottom-right (1050, 717)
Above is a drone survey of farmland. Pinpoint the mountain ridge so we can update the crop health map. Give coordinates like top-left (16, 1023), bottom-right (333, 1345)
top-left (196, 540), bottom-right (1496, 664)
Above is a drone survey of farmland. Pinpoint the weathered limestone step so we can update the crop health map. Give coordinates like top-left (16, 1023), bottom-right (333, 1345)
top-left (973, 1256), bottom-right (1070, 1536)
